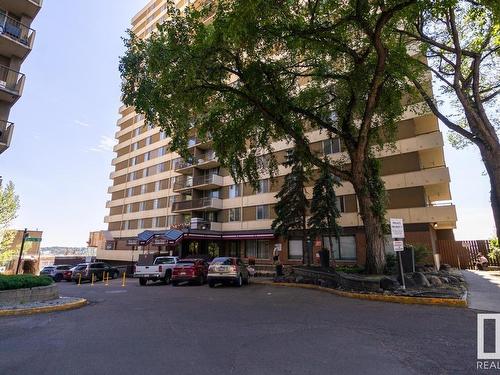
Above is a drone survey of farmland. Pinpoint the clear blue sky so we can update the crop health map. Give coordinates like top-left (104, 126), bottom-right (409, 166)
top-left (0, 0), bottom-right (496, 247)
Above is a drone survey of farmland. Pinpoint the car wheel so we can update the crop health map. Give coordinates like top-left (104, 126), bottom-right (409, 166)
top-left (208, 281), bottom-right (215, 288)
top-left (55, 274), bottom-right (63, 282)
top-left (236, 274), bottom-right (243, 287)
top-left (139, 278), bottom-right (147, 286)
top-left (164, 272), bottom-right (171, 285)
top-left (197, 275), bottom-right (205, 286)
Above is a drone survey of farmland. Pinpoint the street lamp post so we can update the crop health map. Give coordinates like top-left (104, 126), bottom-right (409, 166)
top-left (15, 228), bottom-right (29, 275)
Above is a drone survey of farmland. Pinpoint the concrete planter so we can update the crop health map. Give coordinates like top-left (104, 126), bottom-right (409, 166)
top-left (292, 267), bottom-right (381, 292)
top-left (0, 284), bottom-right (59, 305)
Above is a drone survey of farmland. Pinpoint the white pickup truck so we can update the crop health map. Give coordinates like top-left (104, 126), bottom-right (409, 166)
top-left (134, 256), bottom-right (179, 286)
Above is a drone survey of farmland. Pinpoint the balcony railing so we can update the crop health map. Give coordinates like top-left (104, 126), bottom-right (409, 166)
top-left (196, 151), bottom-right (217, 164)
top-left (174, 159), bottom-right (193, 171)
top-left (173, 174), bottom-right (223, 191)
top-left (0, 12), bottom-right (35, 47)
top-left (0, 120), bottom-right (14, 152)
top-left (172, 197), bottom-right (222, 212)
top-left (0, 64), bottom-right (24, 95)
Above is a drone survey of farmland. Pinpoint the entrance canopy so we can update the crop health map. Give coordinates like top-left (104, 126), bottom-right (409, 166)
top-left (136, 229), bottom-right (184, 245)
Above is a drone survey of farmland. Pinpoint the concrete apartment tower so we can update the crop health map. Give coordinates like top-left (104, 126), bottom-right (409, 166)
top-left (0, 0), bottom-right (42, 154)
top-left (99, 0), bottom-right (457, 267)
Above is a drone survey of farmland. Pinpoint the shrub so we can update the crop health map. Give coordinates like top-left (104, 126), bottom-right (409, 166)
top-left (408, 244), bottom-right (431, 264)
top-left (488, 238), bottom-right (500, 263)
top-left (384, 253), bottom-right (397, 274)
top-left (0, 275), bottom-right (53, 291)
top-left (335, 265), bottom-right (364, 274)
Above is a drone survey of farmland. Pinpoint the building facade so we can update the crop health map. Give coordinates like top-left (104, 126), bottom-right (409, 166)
top-left (99, 0), bottom-right (457, 266)
top-left (0, 0), bottom-right (42, 154)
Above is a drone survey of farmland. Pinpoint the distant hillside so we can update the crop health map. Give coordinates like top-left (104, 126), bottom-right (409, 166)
top-left (40, 247), bottom-right (96, 256)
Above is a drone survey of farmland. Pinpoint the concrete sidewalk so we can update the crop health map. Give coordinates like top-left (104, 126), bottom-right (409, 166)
top-left (462, 270), bottom-right (500, 312)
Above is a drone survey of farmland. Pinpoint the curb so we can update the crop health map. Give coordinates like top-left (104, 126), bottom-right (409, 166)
top-left (0, 298), bottom-right (88, 317)
top-left (253, 280), bottom-right (468, 308)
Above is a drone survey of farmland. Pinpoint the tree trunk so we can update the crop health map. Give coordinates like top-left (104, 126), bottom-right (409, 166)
top-left (478, 143), bottom-right (500, 239)
top-left (354, 181), bottom-right (387, 274)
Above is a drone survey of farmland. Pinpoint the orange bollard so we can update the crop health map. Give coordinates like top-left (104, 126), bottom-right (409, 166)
top-left (105, 272), bottom-right (109, 286)
top-left (78, 273), bottom-right (82, 286)
top-left (91, 273), bottom-right (95, 286)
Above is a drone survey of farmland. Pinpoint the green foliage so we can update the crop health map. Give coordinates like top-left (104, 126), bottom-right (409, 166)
top-left (410, 244), bottom-right (431, 264)
top-left (0, 181), bottom-right (20, 229)
top-left (0, 275), bottom-right (53, 291)
top-left (384, 253), bottom-right (398, 274)
top-left (272, 149), bottom-right (309, 238)
top-left (336, 265), bottom-right (365, 274)
top-left (308, 158), bottom-right (342, 244)
top-left (489, 238), bottom-right (500, 262)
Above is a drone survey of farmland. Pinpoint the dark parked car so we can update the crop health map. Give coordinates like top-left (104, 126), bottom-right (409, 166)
top-left (207, 257), bottom-right (250, 287)
top-left (71, 262), bottom-right (120, 283)
top-left (171, 259), bottom-right (209, 286)
top-left (40, 265), bottom-right (72, 282)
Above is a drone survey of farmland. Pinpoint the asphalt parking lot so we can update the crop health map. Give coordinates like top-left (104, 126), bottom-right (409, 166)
top-left (0, 278), bottom-right (479, 374)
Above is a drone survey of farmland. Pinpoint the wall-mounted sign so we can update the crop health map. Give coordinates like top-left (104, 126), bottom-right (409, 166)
top-left (153, 239), bottom-right (167, 246)
top-left (126, 239), bottom-right (139, 246)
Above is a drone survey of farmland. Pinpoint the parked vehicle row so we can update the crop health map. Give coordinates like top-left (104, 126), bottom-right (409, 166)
top-left (134, 256), bottom-right (251, 288)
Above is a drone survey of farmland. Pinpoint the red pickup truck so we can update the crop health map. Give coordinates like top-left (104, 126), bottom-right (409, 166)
top-left (171, 259), bottom-right (208, 286)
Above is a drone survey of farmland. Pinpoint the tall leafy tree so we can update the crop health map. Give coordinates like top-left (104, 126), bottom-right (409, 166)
top-left (308, 159), bottom-right (342, 267)
top-left (120, 0), bottom-right (417, 273)
top-left (400, 0), bottom-right (500, 237)
top-left (0, 181), bottom-right (20, 266)
top-left (272, 149), bottom-right (310, 265)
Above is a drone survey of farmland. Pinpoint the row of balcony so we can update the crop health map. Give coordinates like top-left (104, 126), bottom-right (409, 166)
top-left (2, 1), bottom-right (42, 21)
top-left (173, 174), bottom-right (224, 192)
top-left (0, 63), bottom-right (24, 102)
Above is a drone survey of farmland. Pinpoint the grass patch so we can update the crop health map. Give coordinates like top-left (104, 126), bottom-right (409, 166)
top-left (0, 275), bottom-right (53, 291)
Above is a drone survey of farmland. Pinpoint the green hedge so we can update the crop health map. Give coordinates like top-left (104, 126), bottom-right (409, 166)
top-left (0, 275), bottom-right (54, 291)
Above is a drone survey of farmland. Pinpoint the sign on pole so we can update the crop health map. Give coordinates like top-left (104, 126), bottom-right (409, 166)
top-left (390, 218), bottom-right (405, 239)
top-left (25, 237), bottom-right (42, 242)
top-left (393, 240), bottom-right (404, 252)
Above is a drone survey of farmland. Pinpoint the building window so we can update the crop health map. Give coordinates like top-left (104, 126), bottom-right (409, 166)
top-left (123, 220), bottom-right (130, 230)
top-left (160, 131), bottom-right (167, 140)
top-left (139, 202), bottom-right (145, 211)
top-left (126, 204), bottom-right (132, 213)
top-left (158, 145), bottom-right (167, 156)
top-left (130, 157), bottom-right (137, 166)
top-left (323, 138), bottom-right (341, 154)
top-left (256, 205), bottom-right (269, 220)
top-left (126, 187), bottom-right (134, 197)
top-left (336, 196), bottom-right (345, 213)
top-left (155, 180), bottom-right (161, 192)
top-left (288, 240), bottom-right (303, 260)
top-left (131, 142), bottom-right (138, 151)
top-left (157, 163), bottom-right (166, 174)
top-left (322, 235), bottom-right (357, 260)
top-left (153, 217), bottom-right (162, 228)
top-left (134, 114), bottom-right (144, 123)
top-left (245, 240), bottom-right (271, 259)
top-left (229, 184), bottom-right (241, 198)
top-left (167, 215), bottom-right (177, 227)
top-left (144, 151), bottom-right (150, 162)
top-left (229, 207), bottom-right (241, 222)
top-left (153, 199), bottom-right (159, 209)
top-left (138, 219), bottom-right (145, 229)
top-left (133, 127), bottom-right (141, 137)
top-left (257, 179), bottom-right (269, 194)
top-left (141, 185), bottom-right (147, 194)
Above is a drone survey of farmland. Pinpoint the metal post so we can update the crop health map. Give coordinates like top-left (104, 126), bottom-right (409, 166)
top-left (15, 228), bottom-right (28, 275)
top-left (398, 251), bottom-right (406, 290)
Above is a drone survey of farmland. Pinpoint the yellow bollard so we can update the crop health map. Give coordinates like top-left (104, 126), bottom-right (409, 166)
top-left (105, 272), bottom-right (109, 286)
top-left (91, 273), bottom-right (95, 286)
top-left (78, 273), bottom-right (82, 286)
top-left (121, 271), bottom-right (126, 287)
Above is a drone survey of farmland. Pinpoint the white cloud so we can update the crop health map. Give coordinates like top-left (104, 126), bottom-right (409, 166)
top-left (90, 135), bottom-right (117, 153)
top-left (74, 120), bottom-right (91, 127)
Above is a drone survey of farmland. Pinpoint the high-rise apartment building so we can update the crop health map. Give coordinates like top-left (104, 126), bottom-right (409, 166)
top-left (99, 0), bottom-right (457, 266)
top-left (0, 0), bottom-right (42, 154)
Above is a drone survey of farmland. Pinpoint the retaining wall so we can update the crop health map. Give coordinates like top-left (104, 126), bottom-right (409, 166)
top-left (0, 285), bottom-right (59, 305)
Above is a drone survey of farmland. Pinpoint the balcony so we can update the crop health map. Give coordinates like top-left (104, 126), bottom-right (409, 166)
top-left (0, 120), bottom-right (13, 154)
top-left (0, 64), bottom-right (24, 103)
top-left (0, 12), bottom-right (36, 57)
top-left (1, 1), bottom-right (43, 19)
top-left (173, 158), bottom-right (195, 174)
top-left (194, 151), bottom-right (219, 169)
top-left (187, 136), bottom-right (213, 150)
top-left (171, 197), bottom-right (223, 213)
top-left (173, 174), bottom-right (223, 192)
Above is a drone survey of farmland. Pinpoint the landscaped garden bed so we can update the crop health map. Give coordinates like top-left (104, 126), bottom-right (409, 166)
top-left (274, 265), bottom-right (467, 300)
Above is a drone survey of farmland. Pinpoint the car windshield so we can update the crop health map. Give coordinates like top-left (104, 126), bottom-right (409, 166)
top-left (75, 264), bottom-right (87, 271)
top-left (211, 258), bottom-right (233, 265)
top-left (42, 267), bottom-right (54, 271)
top-left (155, 258), bottom-right (175, 265)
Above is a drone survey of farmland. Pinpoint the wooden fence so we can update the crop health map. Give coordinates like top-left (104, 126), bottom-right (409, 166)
top-left (437, 240), bottom-right (499, 269)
